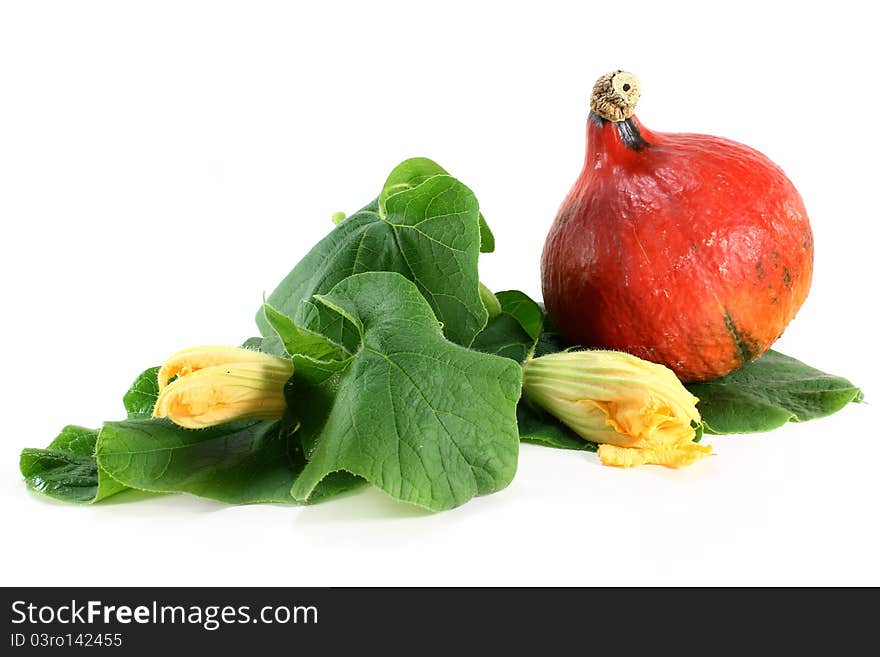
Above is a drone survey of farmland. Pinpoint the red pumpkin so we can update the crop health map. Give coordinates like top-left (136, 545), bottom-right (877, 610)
top-left (541, 71), bottom-right (813, 382)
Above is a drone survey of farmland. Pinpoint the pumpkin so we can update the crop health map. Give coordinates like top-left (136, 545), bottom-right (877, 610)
top-left (541, 71), bottom-right (813, 382)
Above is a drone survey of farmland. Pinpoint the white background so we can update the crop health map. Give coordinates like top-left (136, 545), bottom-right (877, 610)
top-left (1, 1), bottom-right (877, 586)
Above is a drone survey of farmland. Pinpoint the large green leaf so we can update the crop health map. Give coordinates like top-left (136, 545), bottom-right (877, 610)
top-left (298, 299), bottom-right (362, 353)
top-left (379, 157), bottom-right (495, 253)
top-left (20, 425), bottom-right (128, 504)
top-left (495, 290), bottom-right (544, 341)
top-left (686, 350), bottom-right (863, 434)
top-left (287, 272), bottom-right (522, 511)
top-left (97, 417), bottom-right (362, 505)
top-left (472, 289), bottom-right (545, 364)
top-left (471, 312), bottom-right (535, 364)
top-left (258, 162), bottom-right (490, 347)
top-left (262, 302), bottom-right (350, 361)
top-left (97, 418), bottom-right (295, 504)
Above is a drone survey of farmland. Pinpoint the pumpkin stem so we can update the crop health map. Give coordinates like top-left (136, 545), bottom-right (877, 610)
top-left (590, 71), bottom-right (640, 122)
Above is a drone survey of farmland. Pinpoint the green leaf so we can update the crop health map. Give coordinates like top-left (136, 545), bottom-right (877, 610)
top-left (258, 170), bottom-right (488, 347)
top-left (262, 302), bottom-right (350, 361)
top-left (472, 290), bottom-right (546, 364)
top-left (496, 290), bottom-right (544, 341)
top-left (298, 299), bottom-right (362, 353)
top-left (533, 315), bottom-right (569, 358)
top-left (123, 366), bottom-right (161, 419)
top-left (305, 471), bottom-right (366, 504)
top-left (20, 426), bottom-right (128, 504)
top-left (379, 157), bottom-right (494, 253)
top-left (487, 292), bottom-right (564, 359)
top-left (472, 312), bottom-right (535, 364)
top-left (255, 203), bottom-right (379, 335)
top-left (96, 418), bottom-right (365, 505)
top-left (686, 350), bottom-right (863, 434)
top-left (288, 272), bottom-right (522, 511)
top-left (517, 403), bottom-right (598, 452)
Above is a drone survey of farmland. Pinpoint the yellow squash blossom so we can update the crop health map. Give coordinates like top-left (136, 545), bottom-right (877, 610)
top-left (153, 346), bottom-right (293, 429)
top-left (521, 350), bottom-right (710, 468)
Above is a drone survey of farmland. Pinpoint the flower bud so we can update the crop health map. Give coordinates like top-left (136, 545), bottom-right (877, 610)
top-left (522, 350), bottom-right (710, 468)
top-left (153, 346), bottom-right (293, 429)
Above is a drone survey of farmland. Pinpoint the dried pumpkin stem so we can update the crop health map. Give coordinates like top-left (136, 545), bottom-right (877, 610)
top-left (590, 71), bottom-right (641, 122)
